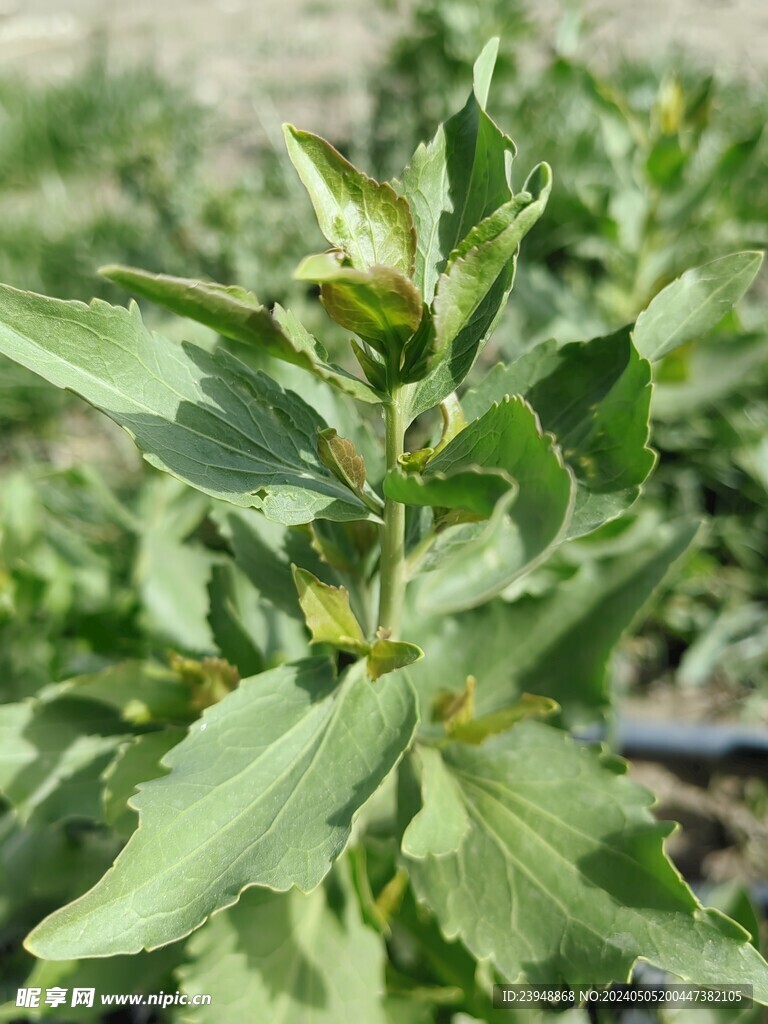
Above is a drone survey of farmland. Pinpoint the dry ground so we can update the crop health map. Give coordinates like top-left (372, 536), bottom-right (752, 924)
top-left (2, 0), bottom-right (767, 146)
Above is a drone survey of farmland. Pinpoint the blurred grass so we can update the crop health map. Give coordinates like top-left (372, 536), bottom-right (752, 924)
top-left (0, 53), bottom-right (324, 439)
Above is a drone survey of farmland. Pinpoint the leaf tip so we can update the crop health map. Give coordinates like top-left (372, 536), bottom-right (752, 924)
top-left (98, 263), bottom-right (124, 281)
top-left (524, 161), bottom-right (554, 195)
top-left (473, 38), bottom-right (500, 108)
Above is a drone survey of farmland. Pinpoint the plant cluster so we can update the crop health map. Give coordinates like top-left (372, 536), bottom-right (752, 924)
top-left (371, 0), bottom-right (768, 704)
top-left (0, 37), bottom-right (766, 1024)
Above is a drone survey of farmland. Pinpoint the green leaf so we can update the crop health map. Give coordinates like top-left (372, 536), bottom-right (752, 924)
top-left (704, 882), bottom-right (762, 952)
top-left (397, 40), bottom-right (531, 414)
top-left (383, 999), bottom-right (436, 1024)
top-left (351, 337), bottom-right (388, 391)
top-left (295, 252), bottom-right (422, 360)
top-left (129, 477), bottom-right (215, 652)
top-left (292, 566), bottom-right (369, 655)
top-left (408, 517), bottom-right (699, 726)
top-left (406, 260), bottom-right (514, 421)
top-left (399, 38), bottom-right (516, 301)
top-left (448, 694), bottom-right (559, 744)
top-left (652, 330), bottom-right (768, 419)
top-left (633, 251), bottom-right (764, 361)
top-left (0, 818), bottom-right (121, 939)
top-left (317, 427), bottom-right (367, 494)
top-left (212, 506), bottom-right (338, 621)
top-left (401, 747), bottom-right (470, 859)
top-left (463, 329), bottom-right (656, 536)
top-left (283, 125), bottom-right (416, 276)
top-left (398, 448), bottom-right (434, 473)
top-left (38, 661), bottom-right (192, 725)
top-left (207, 564), bottom-right (265, 678)
top-left (25, 659), bottom-right (418, 957)
top-left (407, 166), bottom-right (551, 420)
top-left (310, 518), bottom-right (379, 576)
top-left (10, 947), bottom-right (184, 1024)
top-left (100, 264), bottom-right (381, 404)
top-left (399, 312), bottom-right (438, 383)
top-left (412, 397), bottom-right (575, 613)
top-left (103, 730), bottom-right (184, 838)
top-left (272, 303), bottom-right (384, 403)
top-left (431, 164), bottom-right (552, 366)
top-left (0, 287), bottom-right (371, 525)
top-left (434, 393), bottom-right (468, 454)
top-left (137, 528), bottom-right (217, 652)
top-left (206, 514), bottom-right (315, 667)
top-left (383, 886), bottom-right (506, 1023)
top-left (385, 466), bottom-right (515, 520)
top-left (367, 637), bottom-right (424, 681)
top-left (645, 134), bottom-right (687, 187)
top-left (177, 861), bottom-right (387, 1024)
top-left (402, 723), bottom-right (768, 998)
top-left (0, 700), bottom-right (126, 824)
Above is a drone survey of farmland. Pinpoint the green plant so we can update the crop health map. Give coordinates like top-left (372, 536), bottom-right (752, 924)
top-left (0, 41), bottom-right (766, 1020)
top-left (372, 0), bottom-right (768, 707)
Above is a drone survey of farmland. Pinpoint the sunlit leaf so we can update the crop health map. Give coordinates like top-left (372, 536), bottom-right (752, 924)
top-left (102, 730), bottom-right (183, 838)
top-left (403, 723), bottom-right (768, 997)
top-left (464, 329), bottom-right (656, 535)
top-left (0, 287), bottom-right (371, 525)
top-left (411, 397), bottom-right (575, 613)
top-left (284, 126), bottom-right (416, 276)
top-left (178, 862), bottom-right (387, 1024)
top-left (633, 251), bottom-right (763, 361)
top-left (367, 637), bottom-right (424, 681)
top-left (100, 264), bottom-right (381, 404)
top-left (401, 746), bottom-right (470, 859)
top-left (399, 38), bottom-right (516, 301)
top-left (292, 566), bottom-right (369, 655)
top-left (409, 164), bottom-right (551, 420)
top-left (26, 659), bottom-right (418, 957)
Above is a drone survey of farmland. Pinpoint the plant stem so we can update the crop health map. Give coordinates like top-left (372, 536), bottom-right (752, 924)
top-left (378, 392), bottom-right (407, 637)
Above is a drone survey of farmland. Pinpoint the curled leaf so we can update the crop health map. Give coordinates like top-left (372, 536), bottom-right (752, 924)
top-left (367, 637), bottom-right (424, 681)
top-left (398, 449), bottom-right (434, 473)
top-left (435, 394), bottom-right (467, 453)
top-left (283, 125), bottom-right (416, 276)
top-left (410, 396), bottom-right (575, 611)
top-left (296, 252), bottom-right (422, 362)
top-left (317, 428), bottom-right (367, 495)
top-left (432, 163), bottom-right (553, 369)
top-left (448, 693), bottom-right (559, 744)
top-left (431, 675), bottom-right (476, 729)
top-left (464, 329), bottom-right (656, 537)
